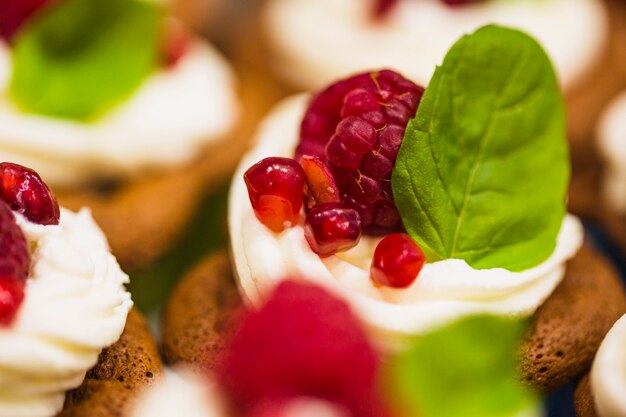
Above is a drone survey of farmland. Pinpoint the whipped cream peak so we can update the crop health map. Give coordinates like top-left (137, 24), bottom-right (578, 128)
top-left (131, 368), bottom-right (226, 417)
top-left (263, 0), bottom-right (608, 90)
top-left (0, 38), bottom-right (240, 186)
top-left (598, 91), bottom-right (626, 214)
top-left (0, 207), bottom-right (132, 417)
top-left (591, 314), bottom-right (626, 417)
top-left (229, 95), bottom-right (583, 351)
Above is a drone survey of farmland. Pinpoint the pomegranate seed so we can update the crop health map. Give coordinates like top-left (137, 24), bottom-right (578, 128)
top-left (0, 162), bottom-right (60, 225)
top-left (0, 0), bottom-right (51, 41)
top-left (0, 201), bottom-right (30, 327)
top-left (370, 233), bottom-right (425, 289)
top-left (299, 155), bottom-right (340, 207)
top-left (304, 203), bottom-right (361, 257)
top-left (244, 157), bottom-right (306, 233)
top-left (163, 19), bottom-right (191, 67)
top-left (0, 277), bottom-right (25, 326)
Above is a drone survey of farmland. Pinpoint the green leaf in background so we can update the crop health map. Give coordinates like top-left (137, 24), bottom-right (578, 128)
top-left (386, 315), bottom-right (539, 417)
top-left (391, 25), bottom-right (568, 272)
top-left (10, 0), bottom-right (161, 121)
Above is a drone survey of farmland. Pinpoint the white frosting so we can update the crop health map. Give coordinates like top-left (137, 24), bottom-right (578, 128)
top-left (0, 208), bottom-right (132, 417)
top-left (0, 39), bottom-right (239, 186)
top-left (598, 92), bottom-right (626, 214)
top-left (131, 369), bottom-right (226, 417)
top-left (591, 314), bottom-right (626, 417)
top-left (263, 0), bottom-right (608, 91)
top-left (228, 95), bottom-right (584, 351)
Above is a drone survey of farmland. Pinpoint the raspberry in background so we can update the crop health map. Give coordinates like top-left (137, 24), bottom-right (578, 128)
top-left (297, 70), bottom-right (424, 235)
top-left (0, 0), bottom-right (51, 41)
top-left (215, 280), bottom-right (388, 417)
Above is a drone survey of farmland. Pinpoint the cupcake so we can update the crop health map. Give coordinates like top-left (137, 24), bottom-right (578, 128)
top-left (162, 273), bottom-right (540, 417)
top-left (0, 0), bottom-right (242, 270)
top-left (0, 162), bottom-right (163, 417)
top-left (258, 0), bottom-right (626, 223)
top-left (582, 91), bottom-right (626, 255)
top-left (227, 26), bottom-right (626, 392)
top-left (261, 0), bottom-right (608, 92)
top-left (574, 314), bottom-right (626, 417)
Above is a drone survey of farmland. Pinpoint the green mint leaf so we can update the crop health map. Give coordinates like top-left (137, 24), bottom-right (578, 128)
top-left (386, 315), bottom-right (539, 417)
top-left (391, 25), bottom-right (568, 272)
top-left (10, 0), bottom-right (161, 121)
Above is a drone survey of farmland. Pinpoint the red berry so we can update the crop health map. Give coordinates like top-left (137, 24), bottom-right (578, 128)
top-left (0, 277), bottom-right (25, 326)
top-left (0, 0), bottom-right (51, 41)
top-left (297, 70), bottom-right (424, 235)
top-left (215, 280), bottom-right (388, 417)
top-left (299, 155), bottom-right (340, 207)
top-left (163, 19), bottom-right (191, 67)
top-left (372, 0), bottom-right (484, 18)
top-left (0, 162), bottom-right (60, 226)
top-left (244, 157), bottom-right (306, 233)
top-left (0, 201), bottom-right (30, 326)
top-left (370, 233), bottom-right (425, 289)
top-left (304, 203), bottom-right (361, 257)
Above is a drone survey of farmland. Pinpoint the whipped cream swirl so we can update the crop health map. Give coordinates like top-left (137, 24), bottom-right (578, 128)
top-left (0, 208), bottom-right (132, 417)
top-left (229, 95), bottom-right (583, 351)
top-left (131, 369), bottom-right (226, 417)
top-left (598, 92), bottom-right (626, 214)
top-left (591, 314), bottom-right (626, 417)
top-left (0, 39), bottom-right (240, 186)
top-left (263, 0), bottom-right (608, 90)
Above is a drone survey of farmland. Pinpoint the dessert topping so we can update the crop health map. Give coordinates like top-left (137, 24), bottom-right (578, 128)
top-left (244, 157), bottom-right (306, 233)
top-left (215, 280), bottom-right (388, 417)
top-left (0, 162), bottom-right (60, 225)
top-left (10, 0), bottom-right (161, 120)
top-left (370, 233), bottom-right (424, 289)
top-left (374, 0), bottom-right (486, 18)
top-left (392, 25), bottom-right (568, 272)
top-left (297, 69), bottom-right (424, 234)
top-left (304, 203), bottom-right (362, 257)
top-left (299, 155), bottom-right (340, 207)
top-left (0, 200), bottom-right (30, 326)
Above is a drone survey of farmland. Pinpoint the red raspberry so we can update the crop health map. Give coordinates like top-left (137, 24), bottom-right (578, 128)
top-left (0, 162), bottom-right (60, 226)
top-left (0, 201), bottom-right (30, 326)
top-left (297, 70), bottom-right (424, 235)
top-left (215, 280), bottom-right (388, 417)
top-left (0, 0), bottom-right (51, 41)
top-left (373, 0), bottom-right (485, 18)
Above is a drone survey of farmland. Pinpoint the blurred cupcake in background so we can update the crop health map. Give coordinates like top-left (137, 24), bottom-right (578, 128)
top-left (0, 0), bottom-right (243, 270)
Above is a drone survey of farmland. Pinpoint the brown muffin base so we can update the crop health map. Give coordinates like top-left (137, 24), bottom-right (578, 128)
top-left (57, 308), bottom-right (164, 417)
top-left (161, 252), bottom-right (242, 372)
top-left (567, 0), bottom-right (626, 223)
top-left (163, 246), bottom-right (626, 393)
top-left (574, 375), bottom-right (599, 417)
top-left (520, 244), bottom-right (626, 393)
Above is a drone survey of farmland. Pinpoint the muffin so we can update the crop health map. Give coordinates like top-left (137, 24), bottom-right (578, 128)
top-left (0, 0), bottom-right (242, 270)
top-left (0, 162), bottom-right (163, 417)
top-left (574, 314), bottom-right (626, 417)
top-left (163, 268), bottom-right (541, 417)
top-left (226, 26), bottom-right (626, 392)
top-left (575, 90), bottom-right (626, 254)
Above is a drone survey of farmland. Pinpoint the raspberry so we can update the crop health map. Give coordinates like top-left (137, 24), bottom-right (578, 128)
top-left (0, 200), bottom-right (30, 326)
top-left (373, 0), bottom-right (485, 18)
top-left (0, 0), bottom-right (51, 41)
top-left (0, 162), bottom-right (61, 226)
top-left (215, 280), bottom-right (388, 417)
top-left (297, 70), bottom-right (424, 235)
